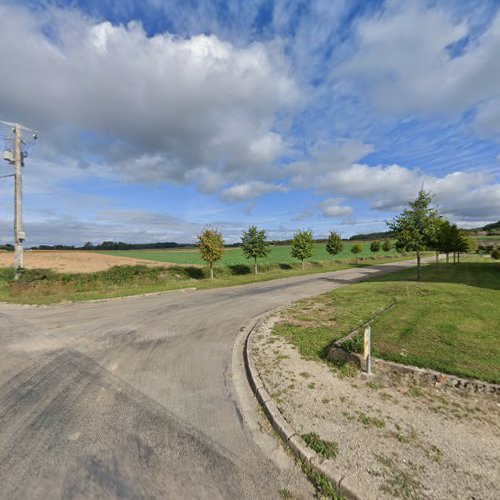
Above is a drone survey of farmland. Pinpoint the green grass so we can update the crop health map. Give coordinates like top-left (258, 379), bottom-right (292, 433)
top-left (302, 432), bottom-right (339, 459)
top-left (97, 241), bottom-right (399, 266)
top-left (273, 257), bottom-right (500, 383)
top-left (0, 251), bottom-right (424, 305)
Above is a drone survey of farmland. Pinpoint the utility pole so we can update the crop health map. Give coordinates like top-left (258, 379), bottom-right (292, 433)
top-left (1, 120), bottom-right (37, 277)
top-left (14, 123), bottom-right (25, 275)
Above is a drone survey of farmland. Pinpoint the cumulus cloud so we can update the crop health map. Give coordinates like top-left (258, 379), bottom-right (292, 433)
top-left (319, 198), bottom-right (353, 217)
top-left (0, 3), bottom-right (298, 189)
top-left (222, 181), bottom-right (287, 201)
top-left (340, 1), bottom-right (500, 132)
top-left (289, 142), bottom-right (500, 223)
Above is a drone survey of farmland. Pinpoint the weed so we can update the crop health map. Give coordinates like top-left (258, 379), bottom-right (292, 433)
top-left (409, 386), bottom-right (424, 397)
top-left (307, 382), bottom-right (316, 389)
top-left (358, 412), bottom-right (386, 428)
top-left (375, 454), bottom-right (424, 499)
top-left (338, 363), bottom-right (358, 378)
top-left (299, 372), bottom-right (312, 379)
top-left (301, 460), bottom-right (345, 499)
top-left (302, 432), bottom-right (339, 459)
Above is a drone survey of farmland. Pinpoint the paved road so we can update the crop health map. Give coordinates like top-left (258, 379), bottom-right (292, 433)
top-left (0, 259), bottom-right (426, 499)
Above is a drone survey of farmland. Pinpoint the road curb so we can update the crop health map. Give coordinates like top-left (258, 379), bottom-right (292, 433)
top-left (243, 311), bottom-right (363, 500)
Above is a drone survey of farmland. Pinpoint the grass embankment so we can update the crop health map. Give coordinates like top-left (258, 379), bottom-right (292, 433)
top-left (0, 253), bottom-right (422, 305)
top-left (274, 257), bottom-right (500, 383)
top-left (98, 241), bottom-right (399, 266)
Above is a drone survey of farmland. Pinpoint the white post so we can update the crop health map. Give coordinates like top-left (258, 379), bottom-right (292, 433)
top-left (364, 325), bottom-right (371, 374)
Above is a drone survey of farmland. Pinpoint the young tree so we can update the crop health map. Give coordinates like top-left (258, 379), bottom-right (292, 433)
top-left (387, 189), bottom-right (439, 280)
top-left (351, 243), bottom-right (363, 255)
top-left (198, 227), bottom-right (225, 279)
top-left (436, 219), bottom-right (454, 263)
top-left (291, 229), bottom-right (314, 270)
top-left (370, 240), bottom-right (380, 253)
top-left (382, 239), bottom-right (392, 252)
top-left (455, 229), bottom-right (470, 263)
top-left (325, 231), bottom-right (343, 261)
top-left (241, 225), bottom-right (271, 274)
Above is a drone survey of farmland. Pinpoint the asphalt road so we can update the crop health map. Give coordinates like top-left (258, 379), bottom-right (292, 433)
top-left (0, 259), bottom-right (426, 499)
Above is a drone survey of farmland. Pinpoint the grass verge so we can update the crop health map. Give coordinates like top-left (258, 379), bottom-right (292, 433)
top-left (272, 257), bottom-right (499, 383)
top-left (0, 253), bottom-right (425, 305)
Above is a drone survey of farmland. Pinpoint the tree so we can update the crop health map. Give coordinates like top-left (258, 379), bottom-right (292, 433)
top-left (370, 240), bottom-right (380, 253)
top-left (351, 243), bottom-right (363, 255)
top-left (241, 225), bottom-right (271, 274)
top-left (382, 239), bottom-right (391, 252)
top-left (83, 242), bottom-right (93, 250)
top-left (291, 229), bottom-right (314, 270)
top-left (455, 229), bottom-right (471, 263)
top-left (325, 231), bottom-right (343, 260)
top-left (436, 220), bottom-right (454, 263)
top-left (198, 227), bottom-right (225, 279)
top-left (387, 189), bottom-right (439, 280)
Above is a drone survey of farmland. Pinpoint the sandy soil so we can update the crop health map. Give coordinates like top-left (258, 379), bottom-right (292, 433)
top-left (252, 316), bottom-right (500, 500)
top-left (0, 251), bottom-right (170, 273)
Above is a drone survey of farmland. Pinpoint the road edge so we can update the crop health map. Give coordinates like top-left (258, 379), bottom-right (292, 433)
top-left (241, 310), bottom-right (363, 500)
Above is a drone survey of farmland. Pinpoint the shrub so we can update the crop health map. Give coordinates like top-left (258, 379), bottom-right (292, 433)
top-left (382, 239), bottom-right (392, 252)
top-left (351, 243), bottom-right (363, 254)
top-left (370, 240), bottom-right (380, 252)
top-left (492, 249), bottom-right (500, 260)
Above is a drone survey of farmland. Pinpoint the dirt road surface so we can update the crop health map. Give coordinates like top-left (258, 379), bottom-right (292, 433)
top-left (0, 251), bottom-right (168, 273)
top-left (0, 259), bottom-right (432, 499)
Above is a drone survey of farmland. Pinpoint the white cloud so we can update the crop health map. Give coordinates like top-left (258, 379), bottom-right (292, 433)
top-left (0, 3), bottom-right (298, 189)
top-left (222, 181), bottom-right (286, 201)
top-left (340, 1), bottom-right (500, 130)
top-left (319, 198), bottom-right (353, 217)
top-left (289, 142), bottom-right (500, 223)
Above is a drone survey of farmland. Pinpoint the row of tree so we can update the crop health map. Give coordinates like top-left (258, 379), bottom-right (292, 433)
top-left (197, 225), bottom-right (395, 278)
top-left (198, 190), bottom-right (478, 280)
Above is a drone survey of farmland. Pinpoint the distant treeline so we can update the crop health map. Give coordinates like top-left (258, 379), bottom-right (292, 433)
top-left (26, 239), bottom-right (330, 250)
top-left (28, 241), bottom-right (195, 251)
top-left (349, 231), bottom-right (395, 241)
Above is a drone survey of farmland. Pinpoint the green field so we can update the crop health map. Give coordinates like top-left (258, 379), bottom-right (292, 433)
top-left (98, 241), bottom-right (398, 266)
top-left (274, 257), bottom-right (500, 383)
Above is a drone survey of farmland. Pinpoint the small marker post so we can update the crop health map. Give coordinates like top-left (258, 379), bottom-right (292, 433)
top-left (364, 325), bottom-right (371, 375)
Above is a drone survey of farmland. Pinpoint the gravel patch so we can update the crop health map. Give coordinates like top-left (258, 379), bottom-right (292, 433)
top-left (252, 316), bottom-right (500, 500)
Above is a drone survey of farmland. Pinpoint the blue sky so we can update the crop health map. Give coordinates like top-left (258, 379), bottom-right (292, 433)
top-left (0, 0), bottom-right (499, 245)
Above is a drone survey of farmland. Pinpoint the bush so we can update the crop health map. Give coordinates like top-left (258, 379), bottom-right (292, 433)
top-left (382, 239), bottom-right (392, 252)
top-left (370, 240), bottom-right (380, 252)
top-left (351, 243), bottom-right (363, 254)
top-left (491, 249), bottom-right (500, 260)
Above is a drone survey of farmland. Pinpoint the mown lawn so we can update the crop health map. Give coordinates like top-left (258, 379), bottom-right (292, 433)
top-left (274, 257), bottom-right (500, 383)
top-left (97, 241), bottom-right (398, 266)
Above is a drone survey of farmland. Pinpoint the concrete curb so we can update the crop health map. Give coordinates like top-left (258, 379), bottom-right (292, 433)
top-left (243, 311), bottom-right (363, 500)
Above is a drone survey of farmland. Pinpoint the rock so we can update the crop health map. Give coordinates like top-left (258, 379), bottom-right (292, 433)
top-left (327, 347), bottom-right (362, 368)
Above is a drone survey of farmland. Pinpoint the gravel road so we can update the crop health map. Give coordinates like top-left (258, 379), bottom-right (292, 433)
top-left (0, 259), bottom-right (428, 499)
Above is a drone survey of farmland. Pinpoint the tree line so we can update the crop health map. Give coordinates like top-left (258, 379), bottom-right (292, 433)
top-left (197, 225), bottom-right (394, 279)
top-left (198, 189), bottom-right (485, 280)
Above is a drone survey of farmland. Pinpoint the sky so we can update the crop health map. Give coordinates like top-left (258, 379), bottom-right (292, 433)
top-left (0, 0), bottom-right (499, 246)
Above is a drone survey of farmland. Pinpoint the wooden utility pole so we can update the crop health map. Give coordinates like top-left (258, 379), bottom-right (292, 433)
top-left (14, 123), bottom-right (24, 275)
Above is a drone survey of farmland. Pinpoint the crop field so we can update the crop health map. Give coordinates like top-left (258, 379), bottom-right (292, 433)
top-left (98, 241), bottom-right (399, 266)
